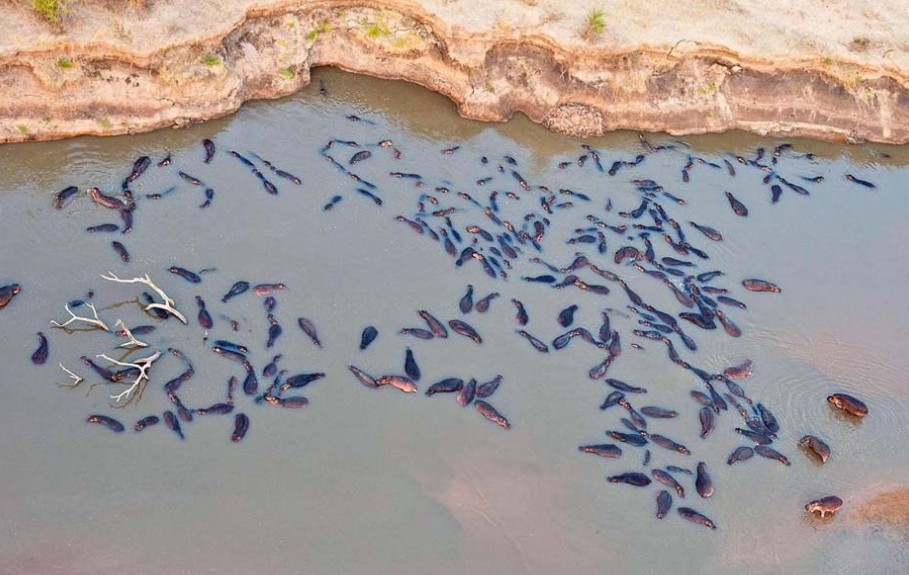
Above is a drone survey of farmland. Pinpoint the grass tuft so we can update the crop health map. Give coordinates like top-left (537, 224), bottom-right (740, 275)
top-left (32, 0), bottom-right (65, 22)
top-left (582, 8), bottom-right (606, 41)
top-left (201, 55), bottom-right (221, 66)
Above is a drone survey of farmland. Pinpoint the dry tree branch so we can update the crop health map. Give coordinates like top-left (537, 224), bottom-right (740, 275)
top-left (50, 302), bottom-right (110, 331)
top-left (98, 349), bottom-right (162, 404)
top-left (115, 319), bottom-right (149, 349)
top-left (100, 272), bottom-right (188, 324)
top-left (58, 363), bottom-right (84, 388)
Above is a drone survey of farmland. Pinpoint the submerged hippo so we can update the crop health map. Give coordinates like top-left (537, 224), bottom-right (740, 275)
top-left (805, 495), bottom-right (843, 518)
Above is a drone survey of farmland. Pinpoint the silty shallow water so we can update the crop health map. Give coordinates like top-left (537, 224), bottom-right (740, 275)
top-left (0, 68), bottom-right (907, 574)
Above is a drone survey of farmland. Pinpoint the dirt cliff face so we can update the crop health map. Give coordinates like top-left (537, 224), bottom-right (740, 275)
top-left (1, 0), bottom-right (908, 144)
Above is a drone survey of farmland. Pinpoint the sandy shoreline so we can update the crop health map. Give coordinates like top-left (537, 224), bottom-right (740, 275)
top-left (1, 0), bottom-right (908, 144)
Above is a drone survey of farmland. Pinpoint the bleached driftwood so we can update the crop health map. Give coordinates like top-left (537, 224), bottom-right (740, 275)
top-left (100, 273), bottom-right (188, 324)
top-left (115, 319), bottom-right (149, 349)
top-left (98, 349), bottom-right (162, 403)
top-left (50, 302), bottom-right (110, 331)
top-left (58, 363), bottom-right (84, 387)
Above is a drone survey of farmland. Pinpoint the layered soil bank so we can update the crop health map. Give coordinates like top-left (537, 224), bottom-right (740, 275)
top-left (2, 0), bottom-right (908, 144)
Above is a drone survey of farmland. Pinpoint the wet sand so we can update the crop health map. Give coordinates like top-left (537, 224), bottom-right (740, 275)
top-left (853, 487), bottom-right (909, 531)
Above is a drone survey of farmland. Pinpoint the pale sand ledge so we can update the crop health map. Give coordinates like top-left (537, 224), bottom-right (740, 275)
top-left (2, 0), bottom-right (908, 144)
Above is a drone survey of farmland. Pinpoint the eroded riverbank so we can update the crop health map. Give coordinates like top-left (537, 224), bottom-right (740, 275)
top-left (2, 0), bottom-right (909, 144)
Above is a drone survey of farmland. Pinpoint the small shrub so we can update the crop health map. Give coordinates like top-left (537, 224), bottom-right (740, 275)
top-left (201, 55), bottom-right (221, 66)
top-left (278, 69), bottom-right (295, 79)
top-left (57, 57), bottom-right (73, 69)
top-left (32, 0), bottom-right (65, 22)
top-left (17, 124), bottom-right (28, 134)
top-left (582, 8), bottom-right (606, 41)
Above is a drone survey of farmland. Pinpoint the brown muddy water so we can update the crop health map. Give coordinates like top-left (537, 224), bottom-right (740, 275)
top-left (0, 68), bottom-right (908, 574)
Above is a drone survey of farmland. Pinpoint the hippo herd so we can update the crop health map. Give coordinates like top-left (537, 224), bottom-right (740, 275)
top-left (0, 90), bottom-right (883, 532)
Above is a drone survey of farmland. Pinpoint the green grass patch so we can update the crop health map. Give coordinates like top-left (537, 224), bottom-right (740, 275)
top-left (57, 57), bottom-right (73, 69)
top-left (392, 35), bottom-right (419, 50)
top-left (17, 124), bottom-right (28, 134)
top-left (365, 21), bottom-right (390, 39)
top-left (307, 20), bottom-right (331, 41)
top-left (201, 55), bottom-right (221, 66)
top-left (278, 69), bottom-right (295, 79)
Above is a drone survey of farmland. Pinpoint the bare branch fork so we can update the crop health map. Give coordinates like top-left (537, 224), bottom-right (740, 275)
top-left (98, 350), bottom-right (162, 403)
top-left (50, 302), bottom-right (110, 331)
top-left (115, 319), bottom-right (149, 349)
top-left (58, 363), bottom-right (84, 387)
top-left (100, 273), bottom-right (188, 324)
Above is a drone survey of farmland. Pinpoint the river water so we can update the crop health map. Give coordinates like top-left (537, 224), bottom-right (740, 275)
top-left (0, 68), bottom-right (907, 575)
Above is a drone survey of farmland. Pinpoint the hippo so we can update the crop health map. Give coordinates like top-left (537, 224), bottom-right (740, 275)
top-left (805, 496), bottom-right (843, 518)
top-left (827, 393), bottom-right (868, 418)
